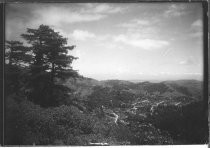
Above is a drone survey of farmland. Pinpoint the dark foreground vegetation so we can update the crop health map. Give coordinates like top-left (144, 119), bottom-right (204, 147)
top-left (5, 25), bottom-right (208, 145)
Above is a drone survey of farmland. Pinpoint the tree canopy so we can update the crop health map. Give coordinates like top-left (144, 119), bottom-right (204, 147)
top-left (6, 25), bottom-right (79, 107)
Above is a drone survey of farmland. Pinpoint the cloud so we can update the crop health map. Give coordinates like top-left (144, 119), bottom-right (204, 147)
top-left (97, 34), bottom-right (112, 41)
top-left (179, 57), bottom-right (197, 65)
top-left (160, 72), bottom-right (201, 76)
top-left (191, 19), bottom-right (202, 28)
top-left (34, 7), bottom-right (105, 27)
top-left (190, 19), bottom-right (203, 38)
top-left (74, 50), bottom-right (82, 58)
top-left (113, 34), bottom-right (169, 50)
top-left (138, 72), bottom-right (144, 75)
top-left (117, 17), bottom-right (161, 40)
top-left (6, 4), bottom-right (109, 40)
top-left (71, 30), bottom-right (96, 41)
top-left (183, 72), bottom-right (202, 75)
top-left (161, 48), bottom-right (172, 57)
top-left (119, 19), bottom-right (150, 28)
top-left (160, 71), bottom-right (171, 75)
top-left (7, 3), bottom-right (125, 36)
top-left (116, 67), bottom-right (130, 75)
top-left (190, 31), bottom-right (202, 38)
top-left (82, 3), bottom-right (125, 14)
top-left (97, 41), bottom-right (124, 50)
top-left (164, 4), bottom-right (186, 17)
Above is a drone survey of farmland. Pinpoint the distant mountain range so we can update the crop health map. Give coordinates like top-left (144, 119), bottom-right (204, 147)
top-left (65, 77), bottom-right (203, 102)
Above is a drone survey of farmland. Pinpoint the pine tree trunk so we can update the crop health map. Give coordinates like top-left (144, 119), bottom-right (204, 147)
top-left (51, 62), bottom-right (55, 83)
top-left (8, 47), bottom-right (13, 66)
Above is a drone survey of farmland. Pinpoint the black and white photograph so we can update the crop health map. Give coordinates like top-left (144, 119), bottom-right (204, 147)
top-left (4, 2), bottom-right (208, 146)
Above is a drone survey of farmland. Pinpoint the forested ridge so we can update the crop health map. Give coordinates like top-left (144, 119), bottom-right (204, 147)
top-left (5, 25), bottom-right (208, 145)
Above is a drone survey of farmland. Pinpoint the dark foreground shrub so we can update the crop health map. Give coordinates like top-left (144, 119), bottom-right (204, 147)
top-left (5, 96), bottom-right (95, 145)
top-left (149, 101), bottom-right (208, 144)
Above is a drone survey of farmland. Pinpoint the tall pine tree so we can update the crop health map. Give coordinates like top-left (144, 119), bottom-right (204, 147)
top-left (21, 25), bottom-right (78, 107)
top-left (5, 41), bottom-right (32, 96)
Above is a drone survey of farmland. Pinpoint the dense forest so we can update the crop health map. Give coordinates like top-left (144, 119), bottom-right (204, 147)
top-left (5, 25), bottom-right (208, 145)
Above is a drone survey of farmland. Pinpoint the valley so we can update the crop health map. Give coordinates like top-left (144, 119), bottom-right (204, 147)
top-left (62, 77), bottom-right (207, 145)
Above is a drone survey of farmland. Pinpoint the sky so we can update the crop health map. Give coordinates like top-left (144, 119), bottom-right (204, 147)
top-left (6, 3), bottom-right (203, 81)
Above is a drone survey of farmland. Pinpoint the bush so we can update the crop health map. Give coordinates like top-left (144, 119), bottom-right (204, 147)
top-left (5, 96), bottom-right (96, 145)
top-left (149, 101), bottom-right (208, 144)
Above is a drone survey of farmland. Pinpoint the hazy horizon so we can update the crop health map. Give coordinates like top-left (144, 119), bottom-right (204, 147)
top-left (82, 76), bottom-right (203, 82)
top-left (6, 3), bottom-right (203, 81)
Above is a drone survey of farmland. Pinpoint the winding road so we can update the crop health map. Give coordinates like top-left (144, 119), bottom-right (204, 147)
top-left (103, 107), bottom-right (119, 125)
top-left (150, 101), bottom-right (165, 115)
